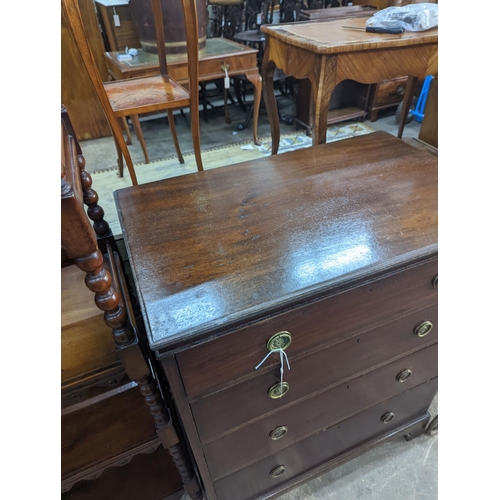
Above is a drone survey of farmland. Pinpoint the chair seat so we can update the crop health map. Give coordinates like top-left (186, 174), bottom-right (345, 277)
top-left (104, 75), bottom-right (191, 117)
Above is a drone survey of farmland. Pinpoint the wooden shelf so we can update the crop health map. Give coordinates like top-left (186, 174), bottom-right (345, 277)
top-left (327, 107), bottom-right (367, 124)
top-left (295, 106), bottom-right (366, 133)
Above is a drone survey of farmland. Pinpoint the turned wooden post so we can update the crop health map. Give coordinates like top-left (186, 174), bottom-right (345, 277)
top-left (61, 108), bottom-right (203, 500)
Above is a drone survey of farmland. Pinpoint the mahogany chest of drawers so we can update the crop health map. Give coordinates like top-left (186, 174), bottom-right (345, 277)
top-left (115, 132), bottom-right (438, 500)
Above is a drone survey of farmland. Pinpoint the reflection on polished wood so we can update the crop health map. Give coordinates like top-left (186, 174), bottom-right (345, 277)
top-left (261, 17), bottom-right (438, 152)
top-left (115, 131), bottom-right (438, 351)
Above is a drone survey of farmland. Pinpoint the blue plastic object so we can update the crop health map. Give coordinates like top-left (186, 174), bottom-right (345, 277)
top-left (412, 75), bottom-right (433, 123)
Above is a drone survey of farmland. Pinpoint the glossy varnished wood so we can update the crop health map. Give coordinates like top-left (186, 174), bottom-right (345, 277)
top-left (204, 344), bottom-right (438, 480)
top-left (192, 304), bottom-right (438, 442)
top-left (260, 17), bottom-right (437, 55)
top-left (61, 0), bottom-right (111, 140)
top-left (261, 16), bottom-right (438, 150)
top-left (61, 108), bottom-right (203, 499)
top-left (213, 379), bottom-right (438, 500)
top-left (61, 384), bottom-right (157, 477)
top-left (177, 259), bottom-right (437, 398)
top-left (104, 75), bottom-right (191, 116)
top-left (115, 132), bottom-right (438, 351)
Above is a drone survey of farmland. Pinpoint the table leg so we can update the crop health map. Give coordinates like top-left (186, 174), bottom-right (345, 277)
top-left (398, 76), bottom-right (418, 139)
top-left (310, 58), bottom-right (337, 146)
top-left (245, 71), bottom-right (262, 146)
top-left (234, 78), bottom-right (248, 112)
top-left (223, 88), bottom-right (231, 124)
top-left (262, 48), bottom-right (280, 154)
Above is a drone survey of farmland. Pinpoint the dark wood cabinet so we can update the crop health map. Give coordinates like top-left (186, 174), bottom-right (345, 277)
top-left (115, 131), bottom-right (438, 500)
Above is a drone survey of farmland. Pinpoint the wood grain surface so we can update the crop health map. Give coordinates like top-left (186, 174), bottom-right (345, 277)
top-left (213, 379), bottom-right (438, 500)
top-left (260, 17), bottom-right (438, 55)
top-left (115, 132), bottom-right (438, 350)
top-left (177, 258), bottom-right (437, 399)
top-left (61, 0), bottom-right (111, 140)
top-left (104, 75), bottom-right (191, 116)
top-left (204, 344), bottom-right (438, 480)
top-left (191, 304), bottom-right (438, 442)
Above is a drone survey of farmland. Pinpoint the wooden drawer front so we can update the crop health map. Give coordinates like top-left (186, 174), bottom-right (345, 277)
top-left (371, 77), bottom-right (408, 107)
top-left (192, 304), bottom-right (437, 442)
top-left (199, 53), bottom-right (257, 81)
top-left (177, 258), bottom-right (438, 399)
top-left (213, 378), bottom-right (438, 500)
top-left (61, 384), bottom-right (157, 477)
top-left (205, 344), bottom-right (437, 480)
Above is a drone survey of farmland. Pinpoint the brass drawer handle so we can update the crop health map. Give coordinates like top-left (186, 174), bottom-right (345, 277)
top-left (413, 321), bottom-right (433, 338)
top-left (432, 275), bottom-right (438, 288)
top-left (381, 412), bottom-right (395, 424)
top-left (396, 85), bottom-right (405, 96)
top-left (396, 369), bottom-right (412, 383)
top-left (267, 331), bottom-right (292, 351)
top-left (270, 465), bottom-right (286, 478)
top-left (268, 382), bottom-right (290, 399)
top-left (269, 426), bottom-right (288, 440)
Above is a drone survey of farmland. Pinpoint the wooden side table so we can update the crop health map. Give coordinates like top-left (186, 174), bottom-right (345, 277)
top-left (261, 17), bottom-right (438, 153)
top-left (105, 38), bottom-right (263, 145)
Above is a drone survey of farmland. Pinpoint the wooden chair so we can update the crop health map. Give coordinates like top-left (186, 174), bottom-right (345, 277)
top-left (61, 106), bottom-right (203, 499)
top-left (62, 0), bottom-right (203, 186)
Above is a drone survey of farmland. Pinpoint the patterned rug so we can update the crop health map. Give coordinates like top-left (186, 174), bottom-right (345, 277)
top-left (91, 121), bottom-right (376, 237)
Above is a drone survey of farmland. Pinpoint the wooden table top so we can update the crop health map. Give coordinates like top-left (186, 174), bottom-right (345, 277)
top-left (115, 132), bottom-right (438, 350)
top-left (105, 37), bottom-right (257, 73)
top-left (260, 17), bottom-right (438, 54)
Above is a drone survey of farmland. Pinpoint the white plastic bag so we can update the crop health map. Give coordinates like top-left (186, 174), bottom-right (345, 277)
top-left (366, 3), bottom-right (438, 32)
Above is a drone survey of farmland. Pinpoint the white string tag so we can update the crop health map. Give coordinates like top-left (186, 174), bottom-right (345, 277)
top-left (255, 348), bottom-right (290, 396)
top-left (113, 8), bottom-right (121, 27)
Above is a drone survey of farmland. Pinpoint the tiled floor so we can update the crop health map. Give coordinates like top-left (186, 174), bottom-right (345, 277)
top-left (80, 91), bottom-right (437, 500)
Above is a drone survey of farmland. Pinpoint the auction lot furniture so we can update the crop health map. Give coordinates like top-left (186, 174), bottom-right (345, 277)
top-left (61, 106), bottom-right (202, 499)
top-left (115, 131), bottom-right (438, 500)
top-left (63, 0), bottom-right (203, 185)
top-left (105, 38), bottom-right (262, 145)
top-left (261, 16), bottom-right (438, 153)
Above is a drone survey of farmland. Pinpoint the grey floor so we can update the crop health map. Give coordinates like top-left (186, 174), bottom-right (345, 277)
top-left (81, 90), bottom-right (436, 500)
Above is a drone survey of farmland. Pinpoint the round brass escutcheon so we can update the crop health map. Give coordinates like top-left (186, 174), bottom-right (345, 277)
top-left (432, 275), bottom-right (438, 288)
top-left (269, 426), bottom-right (288, 441)
top-left (414, 321), bottom-right (434, 338)
top-left (381, 412), bottom-right (395, 424)
top-left (268, 382), bottom-right (290, 399)
top-left (270, 465), bottom-right (286, 478)
top-left (396, 369), bottom-right (413, 383)
top-left (267, 331), bottom-right (292, 351)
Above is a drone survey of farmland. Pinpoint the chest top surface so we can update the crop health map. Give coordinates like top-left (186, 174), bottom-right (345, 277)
top-left (115, 132), bottom-right (438, 350)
